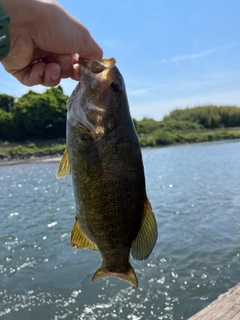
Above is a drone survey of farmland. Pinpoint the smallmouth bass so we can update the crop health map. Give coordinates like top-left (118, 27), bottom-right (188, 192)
top-left (56, 58), bottom-right (157, 287)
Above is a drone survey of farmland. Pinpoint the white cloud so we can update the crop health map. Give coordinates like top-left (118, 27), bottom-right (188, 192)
top-left (159, 48), bottom-right (218, 64)
top-left (128, 85), bottom-right (168, 97)
top-left (157, 43), bottom-right (236, 64)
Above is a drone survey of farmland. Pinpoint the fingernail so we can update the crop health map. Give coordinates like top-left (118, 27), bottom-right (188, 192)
top-left (51, 69), bottom-right (60, 81)
top-left (60, 56), bottom-right (72, 70)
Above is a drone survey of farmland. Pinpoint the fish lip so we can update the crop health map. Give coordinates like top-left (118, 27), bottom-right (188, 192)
top-left (79, 58), bottom-right (116, 75)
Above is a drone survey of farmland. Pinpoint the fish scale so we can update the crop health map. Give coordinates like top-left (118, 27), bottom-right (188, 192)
top-left (56, 58), bottom-right (158, 287)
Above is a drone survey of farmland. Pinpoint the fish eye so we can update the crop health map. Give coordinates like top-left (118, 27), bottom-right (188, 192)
top-left (110, 81), bottom-right (120, 92)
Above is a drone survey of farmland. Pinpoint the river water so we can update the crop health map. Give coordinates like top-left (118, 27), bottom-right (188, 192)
top-left (0, 140), bottom-right (240, 320)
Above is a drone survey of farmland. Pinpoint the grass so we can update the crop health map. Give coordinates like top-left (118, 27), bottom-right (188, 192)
top-left (139, 128), bottom-right (240, 147)
top-left (0, 140), bottom-right (66, 160)
top-left (1, 128), bottom-right (240, 160)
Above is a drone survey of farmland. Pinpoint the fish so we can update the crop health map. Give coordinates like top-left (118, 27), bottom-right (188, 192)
top-left (56, 58), bottom-right (158, 288)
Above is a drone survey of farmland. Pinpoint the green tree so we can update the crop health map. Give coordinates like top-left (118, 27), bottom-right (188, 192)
top-left (164, 105), bottom-right (240, 129)
top-left (12, 86), bottom-right (68, 141)
top-left (132, 118), bottom-right (139, 132)
top-left (0, 94), bottom-right (15, 113)
top-left (0, 109), bottom-right (13, 140)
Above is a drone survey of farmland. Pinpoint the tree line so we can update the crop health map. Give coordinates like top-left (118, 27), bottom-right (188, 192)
top-left (0, 86), bottom-right (240, 142)
top-left (163, 105), bottom-right (240, 129)
top-left (0, 86), bottom-right (68, 141)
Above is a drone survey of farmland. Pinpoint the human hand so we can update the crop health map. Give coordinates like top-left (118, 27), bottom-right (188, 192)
top-left (0, 0), bottom-right (103, 87)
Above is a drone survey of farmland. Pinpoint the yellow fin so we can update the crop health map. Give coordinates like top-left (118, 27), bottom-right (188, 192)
top-left (92, 264), bottom-right (138, 288)
top-left (71, 218), bottom-right (98, 251)
top-left (56, 149), bottom-right (71, 180)
top-left (131, 199), bottom-right (158, 261)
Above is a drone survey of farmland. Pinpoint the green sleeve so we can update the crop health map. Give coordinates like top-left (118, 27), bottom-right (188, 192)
top-left (0, 3), bottom-right (10, 61)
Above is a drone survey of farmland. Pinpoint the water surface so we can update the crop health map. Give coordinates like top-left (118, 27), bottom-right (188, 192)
top-left (1, 140), bottom-right (240, 319)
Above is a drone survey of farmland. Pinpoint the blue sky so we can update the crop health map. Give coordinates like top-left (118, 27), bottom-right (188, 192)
top-left (1, 0), bottom-right (240, 120)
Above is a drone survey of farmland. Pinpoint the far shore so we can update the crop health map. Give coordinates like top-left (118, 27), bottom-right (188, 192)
top-left (1, 138), bottom-right (240, 167)
top-left (0, 156), bottom-right (61, 167)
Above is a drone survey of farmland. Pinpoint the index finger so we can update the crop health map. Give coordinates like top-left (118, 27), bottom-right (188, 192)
top-left (32, 1), bottom-right (103, 60)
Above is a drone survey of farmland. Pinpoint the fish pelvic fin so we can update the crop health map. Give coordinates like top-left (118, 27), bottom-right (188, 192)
top-left (92, 264), bottom-right (138, 288)
top-left (131, 199), bottom-right (158, 260)
top-left (56, 149), bottom-right (71, 179)
top-left (71, 218), bottom-right (98, 251)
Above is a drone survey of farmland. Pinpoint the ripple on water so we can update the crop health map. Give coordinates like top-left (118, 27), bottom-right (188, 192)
top-left (0, 142), bottom-right (240, 319)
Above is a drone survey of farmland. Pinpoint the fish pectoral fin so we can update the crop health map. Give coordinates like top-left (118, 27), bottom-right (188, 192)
top-left (131, 199), bottom-right (158, 261)
top-left (56, 149), bottom-right (71, 180)
top-left (92, 264), bottom-right (138, 288)
top-left (71, 218), bottom-right (98, 251)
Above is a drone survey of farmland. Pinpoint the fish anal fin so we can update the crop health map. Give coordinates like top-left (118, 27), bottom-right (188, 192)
top-left (56, 149), bottom-right (71, 180)
top-left (92, 264), bottom-right (138, 288)
top-left (71, 218), bottom-right (98, 251)
top-left (131, 199), bottom-right (158, 261)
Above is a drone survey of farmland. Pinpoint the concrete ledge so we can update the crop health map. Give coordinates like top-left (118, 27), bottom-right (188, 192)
top-left (188, 283), bottom-right (240, 320)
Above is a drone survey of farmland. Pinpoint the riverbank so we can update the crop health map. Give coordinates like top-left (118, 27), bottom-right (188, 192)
top-left (138, 127), bottom-right (240, 147)
top-left (1, 129), bottom-right (240, 164)
top-left (0, 156), bottom-right (61, 167)
top-left (0, 140), bottom-right (65, 164)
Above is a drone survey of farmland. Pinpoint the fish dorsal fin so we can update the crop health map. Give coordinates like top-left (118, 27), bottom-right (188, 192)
top-left (71, 218), bottom-right (98, 251)
top-left (56, 149), bottom-right (71, 179)
top-left (131, 199), bottom-right (158, 261)
top-left (92, 264), bottom-right (138, 288)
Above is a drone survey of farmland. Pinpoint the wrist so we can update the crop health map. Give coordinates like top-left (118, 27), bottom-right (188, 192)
top-left (0, 2), bottom-right (10, 60)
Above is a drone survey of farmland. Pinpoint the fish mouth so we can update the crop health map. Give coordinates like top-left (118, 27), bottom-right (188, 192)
top-left (67, 58), bottom-right (116, 135)
top-left (80, 58), bottom-right (116, 76)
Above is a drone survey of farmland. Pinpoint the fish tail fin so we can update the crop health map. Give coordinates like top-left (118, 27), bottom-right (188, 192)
top-left (92, 264), bottom-right (138, 288)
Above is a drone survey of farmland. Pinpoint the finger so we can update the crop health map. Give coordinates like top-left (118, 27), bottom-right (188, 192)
top-left (32, 2), bottom-right (103, 60)
top-left (42, 63), bottom-right (62, 86)
top-left (43, 54), bottom-right (80, 79)
top-left (71, 53), bottom-right (79, 64)
top-left (56, 54), bottom-right (75, 79)
top-left (71, 63), bottom-right (81, 81)
top-left (12, 61), bottom-right (61, 87)
top-left (76, 28), bottom-right (103, 60)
